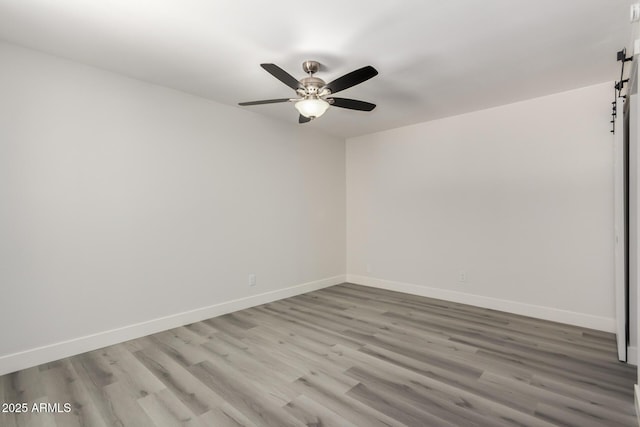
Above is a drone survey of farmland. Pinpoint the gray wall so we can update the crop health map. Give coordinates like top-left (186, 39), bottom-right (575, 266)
top-left (0, 42), bottom-right (346, 369)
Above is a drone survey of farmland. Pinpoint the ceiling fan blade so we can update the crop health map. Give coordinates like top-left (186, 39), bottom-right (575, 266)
top-left (238, 98), bottom-right (291, 106)
top-left (299, 115), bottom-right (311, 124)
top-left (261, 63), bottom-right (302, 90)
top-left (322, 66), bottom-right (378, 94)
top-left (330, 97), bottom-right (376, 111)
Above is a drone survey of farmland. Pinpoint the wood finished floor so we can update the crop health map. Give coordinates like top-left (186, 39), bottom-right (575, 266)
top-left (0, 283), bottom-right (637, 427)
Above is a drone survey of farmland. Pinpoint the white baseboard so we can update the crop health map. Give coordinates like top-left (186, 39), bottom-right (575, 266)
top-left (0, 275), bottom-right (346, 376)
top-left (629, 346), bottom-right (638, 366)
top-left (346, 275), bottom-right (616, 332)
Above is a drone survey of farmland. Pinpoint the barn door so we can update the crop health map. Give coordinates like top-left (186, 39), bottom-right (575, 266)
top-left (614, 95), bottom-right (628, 362)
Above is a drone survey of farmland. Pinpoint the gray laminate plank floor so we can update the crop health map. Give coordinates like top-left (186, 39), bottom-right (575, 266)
top-left (0, 283), bottom-right (637, 426)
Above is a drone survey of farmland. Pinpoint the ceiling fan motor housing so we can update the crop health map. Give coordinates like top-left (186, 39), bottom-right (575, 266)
top-left (299, 76), bottom-right (327, 96)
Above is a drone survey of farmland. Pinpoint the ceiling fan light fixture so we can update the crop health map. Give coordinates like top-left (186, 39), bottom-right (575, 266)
top-left (294, 97), bottom-right (330, 119)
top-left (239, 62), bottom-right (378, 124)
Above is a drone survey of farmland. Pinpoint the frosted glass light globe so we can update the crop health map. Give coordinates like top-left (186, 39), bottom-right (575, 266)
top-left (294, 98), bottom-right (330, 118)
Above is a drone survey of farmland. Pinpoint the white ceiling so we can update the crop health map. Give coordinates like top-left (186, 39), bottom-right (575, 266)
top-left (0, 0), bottom-right (634, 138)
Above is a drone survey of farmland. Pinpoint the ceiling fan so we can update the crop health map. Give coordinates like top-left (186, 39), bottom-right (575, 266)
top-left (239, 61), bottom-right (378, 123)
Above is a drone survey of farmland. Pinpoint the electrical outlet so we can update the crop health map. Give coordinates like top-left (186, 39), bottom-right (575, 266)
top-left (366, 263), bottom-right (372, 274)
top-left (458, 271), bottom-right (467, 283)
top-left (249, 274), bottom-right (256, 287)
top-left (631, 3), bottom-right (640, 22)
